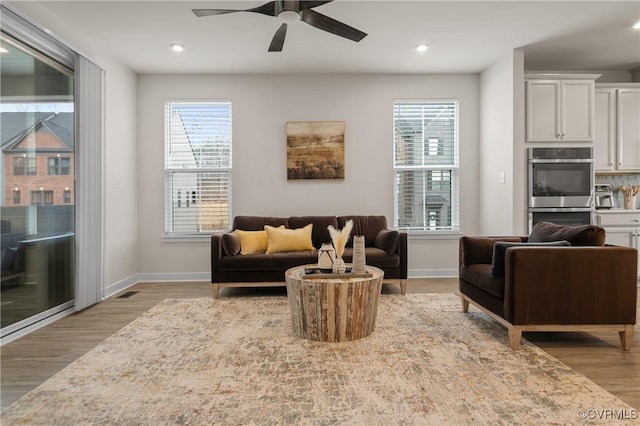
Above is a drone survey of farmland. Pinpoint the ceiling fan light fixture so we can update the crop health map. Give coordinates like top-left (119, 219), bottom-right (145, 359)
top-left (278, 10), bottom-right (300, 23)
top-left (170, 43), bottom-right (184, 52)
top-left (415, 43), bottom-right (429, 53)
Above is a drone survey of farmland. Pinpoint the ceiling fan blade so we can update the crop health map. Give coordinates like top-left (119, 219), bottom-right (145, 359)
top-left (192, 9), bottom-right (243, 17)
top-left (247, 1), bottom-right (278, 16)
top-left (299, 1), bottom-right (334, 11)
top-left (193, 1), bottom-right (277, 18)
top-left (269, 23), bottom-right (288, 52)
top-left (300, 9), bottom-right (366, 42)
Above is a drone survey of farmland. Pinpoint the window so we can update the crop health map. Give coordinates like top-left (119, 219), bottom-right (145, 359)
top-left (48, 157), bottom-right (71, 175)
top-left (63, 189), bottom-right (72, 204)
top-left (393, 100), bottom-right (459, 232)
top-left (13, 190), bottom-right (21, 205)
top-left (31, 190), bottom-right (54, 206)
top-left (164, 101), bottom-right (232, 235)
top-left (13, 156), bottom-right (36, 175)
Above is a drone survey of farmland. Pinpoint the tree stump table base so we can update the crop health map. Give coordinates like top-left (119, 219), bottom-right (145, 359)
top-left (285, 265), bottom-right (384, 342)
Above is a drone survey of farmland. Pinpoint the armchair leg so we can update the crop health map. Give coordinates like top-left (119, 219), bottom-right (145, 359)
top-left (400, 279), bottom-right (407, 295)
top-left (460, 295), bottom-right (469, 313)
top-left (619, 325), bottom-right (634, 351)
top-left (508, 326), bottom-right (523, 350)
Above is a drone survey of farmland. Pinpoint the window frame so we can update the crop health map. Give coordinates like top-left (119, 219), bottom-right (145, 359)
top-left (163, 100), bottom-right (233, 239)
top-left (392, 99), bottom-right (460, 234)
top-left (48, 156), bottom-right (71, 175)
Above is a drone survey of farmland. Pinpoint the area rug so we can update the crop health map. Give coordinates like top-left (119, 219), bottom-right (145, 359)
top-left (2, 293), bottom-right (636, 425)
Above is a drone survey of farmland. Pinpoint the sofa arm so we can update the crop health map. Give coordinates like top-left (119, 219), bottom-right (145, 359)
top-left (397, 231), bottom-right (408, 279)
top-left (211, 234), bottom-right (224, 283)
top-left (459, 236), bottom-right (524, 267)
top-left (503, 246), bottom-right (638, 325)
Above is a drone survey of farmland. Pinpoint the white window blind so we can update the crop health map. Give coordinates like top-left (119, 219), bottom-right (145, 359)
top-left (393, 100), bottom-right (459, 231)
top-left (164, 101), bottom-right (232, 235)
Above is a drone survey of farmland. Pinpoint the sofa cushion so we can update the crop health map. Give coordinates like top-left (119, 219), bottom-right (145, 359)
top-left (219, 250), bottom-right (318, 271)
top-left (337, 215), bottom-right (387, 246)
top-left (528, 221), bottom-right (606, 246)
top-left (233, 216), bottom-right (289, 231)
top-left (265, 224), bottom-right (315, 253)
top-left (222, 232), bottom-right (241, 256)
top-left (461, 264), bottom-right (505, 298)
top-left (341, 247), bottom-right (400, 268)
top-left (490, 240), bottom-right (571, 277)
top-left (289, 216), bottom-right (338, 248)
top-left (375, 229), bottom-right (399, 255)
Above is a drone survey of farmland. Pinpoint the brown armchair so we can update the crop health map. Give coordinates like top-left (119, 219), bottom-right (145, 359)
top-left (458, 222), bottom-right (637, 350)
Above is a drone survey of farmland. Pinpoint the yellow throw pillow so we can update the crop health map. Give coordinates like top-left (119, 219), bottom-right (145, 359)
top-left (237, 226), bottom-right (284, 255)
top-left (265, 224), bottom-right (315, 253)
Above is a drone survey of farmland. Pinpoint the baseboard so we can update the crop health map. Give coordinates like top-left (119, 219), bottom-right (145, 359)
top-left (136, 272), bottom-right (211, 283)
top-left (408, 268), bottom-right (457, 279)
top-left (103, 274), bottom-right (139, 299)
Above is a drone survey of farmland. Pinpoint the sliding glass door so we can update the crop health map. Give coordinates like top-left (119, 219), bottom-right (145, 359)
top-left (0, 32), bottom-right (75, 331)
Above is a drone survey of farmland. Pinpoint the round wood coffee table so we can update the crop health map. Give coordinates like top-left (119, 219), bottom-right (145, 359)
top-left (285, 265), bottom-right (384, 342)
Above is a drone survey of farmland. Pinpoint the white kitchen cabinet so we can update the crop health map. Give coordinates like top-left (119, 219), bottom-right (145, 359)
top-left (595, 85), bottom-right (640, 172)
top-left (525, 74), bottom-right (599, 143)
top-left (595, 210), bottom-right (640, 277)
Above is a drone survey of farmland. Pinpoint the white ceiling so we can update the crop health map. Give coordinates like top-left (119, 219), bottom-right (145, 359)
top-left (6, 0), bottom-right (640, 75)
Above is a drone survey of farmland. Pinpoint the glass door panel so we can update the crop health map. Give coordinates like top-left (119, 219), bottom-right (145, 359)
top-left (0, 32), bottom-right (75, 330)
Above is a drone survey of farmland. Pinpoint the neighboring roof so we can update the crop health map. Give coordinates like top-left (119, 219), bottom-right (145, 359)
top-left (426, 194), bottom-right (448, 206)
top-left (1, 112), bottom-right (74, 152)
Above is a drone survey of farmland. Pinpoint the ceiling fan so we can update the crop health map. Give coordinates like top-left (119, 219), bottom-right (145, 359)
top-left (192, 0), bottom-right (367, 52)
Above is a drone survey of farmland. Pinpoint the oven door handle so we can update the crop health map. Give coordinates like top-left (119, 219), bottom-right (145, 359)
top-left (528, 158), bottom-right (594, 164)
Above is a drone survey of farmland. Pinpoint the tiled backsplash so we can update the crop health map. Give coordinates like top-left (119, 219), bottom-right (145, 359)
top-left (595, 174), bottom-right (640, 209)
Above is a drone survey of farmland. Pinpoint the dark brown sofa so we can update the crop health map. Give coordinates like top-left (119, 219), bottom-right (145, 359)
top-left (211, 215), bottom-right (407, 298)
top-left (459, 222), bottom-right (637, 350)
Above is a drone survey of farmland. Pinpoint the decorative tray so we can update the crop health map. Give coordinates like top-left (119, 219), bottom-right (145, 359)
top-left (302, 267), bottom-right (372, 279)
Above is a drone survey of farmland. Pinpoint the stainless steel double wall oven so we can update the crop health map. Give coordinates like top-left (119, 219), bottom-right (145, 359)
top-left (528, 147), bottom-right (594, 230)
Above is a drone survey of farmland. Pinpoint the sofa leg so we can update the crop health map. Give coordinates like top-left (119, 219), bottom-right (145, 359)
top-left (400, 280), bottom-right (407, 295)
top-left (460, 295), bottom-right (469, 313)
top-left (212, 284), bottom-right (220, 299)
top-left (508, 326), bottom-right (523, 350)
top-left (619, 325), bottom-right (634, 351)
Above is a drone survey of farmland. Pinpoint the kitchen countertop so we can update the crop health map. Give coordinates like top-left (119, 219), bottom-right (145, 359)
top-left (595, 209), bottom-right (639, 214)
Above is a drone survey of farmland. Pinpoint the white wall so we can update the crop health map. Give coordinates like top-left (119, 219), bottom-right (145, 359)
top-left (479, 54), bottom-right (516, 235)
top-left (7, 2), bottom-right (140, 294)
top-left (137, 74), bottom-right (480, 278)
top-left (478, 49), bottom-right (527, 236)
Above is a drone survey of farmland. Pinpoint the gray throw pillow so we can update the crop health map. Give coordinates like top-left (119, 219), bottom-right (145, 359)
top-left (528, 221), bottom-right (606, 246)
top-left (490, 240), bottom-right (570, 277)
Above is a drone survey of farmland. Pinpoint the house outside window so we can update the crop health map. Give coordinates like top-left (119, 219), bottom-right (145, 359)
top-left (393, 100), bottom-right (459, 232)
top-left (48, 157), bottom-right (71, 175)
top-left (13, 156), bottom-right (36, 175)
top-left (164, 100), bottom-right (232, 235)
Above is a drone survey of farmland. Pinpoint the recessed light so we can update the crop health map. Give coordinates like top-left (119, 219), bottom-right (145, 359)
top-left (415, 43), bottom-right (429, 53)
top-left (633, 21), bottom-right (640, 30)
top-left (171, 43), bottom-right (184, 52)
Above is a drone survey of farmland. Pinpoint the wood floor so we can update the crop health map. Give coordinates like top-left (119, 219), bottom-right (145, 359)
top-left (1, 279), bottom-right (639, 412)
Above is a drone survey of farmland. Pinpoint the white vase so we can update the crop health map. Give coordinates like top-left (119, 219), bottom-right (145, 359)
top-left (332, 257), bottom-right (346, 274)
top-left (317, 243), bottom-right (336, 269)
top-left (352, 235), bottom-right (366, 273)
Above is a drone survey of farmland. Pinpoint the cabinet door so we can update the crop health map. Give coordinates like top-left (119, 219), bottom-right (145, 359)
top-left (561, 80), bottom-right (594, 142)
top-left (617, 88), bottom-right (640, 171)
top-left (594, 89), bottom-right (616, 171)
top-left (526, 81), bottom-right (561, 142)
